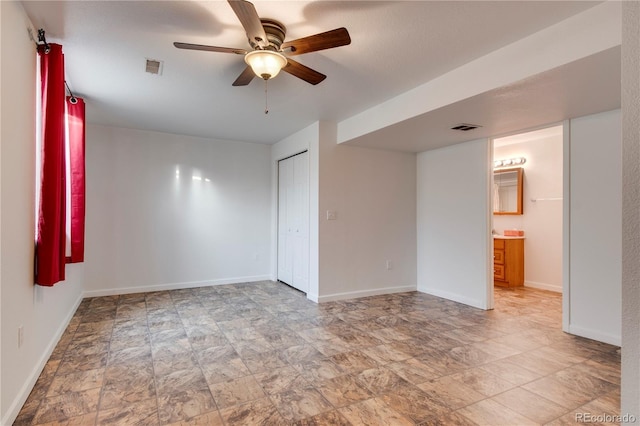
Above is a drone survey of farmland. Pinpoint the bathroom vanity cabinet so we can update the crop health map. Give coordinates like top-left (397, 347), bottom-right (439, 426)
top-left (493, 237), bottom-right (524, 287)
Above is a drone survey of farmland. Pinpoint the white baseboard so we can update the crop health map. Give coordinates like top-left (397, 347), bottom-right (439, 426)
top-left (525, 280), bottom-right (562, 293)
top-left (316, 285), bottom-right (416, 303)
top-left (82, 275), bottom-right (272, 298)
top-left (568, 324), bottom-right (621, 346)
top-left (2, 293), bottom-right (84, 426)
top-left (417, 286), bottom-right (486, 310)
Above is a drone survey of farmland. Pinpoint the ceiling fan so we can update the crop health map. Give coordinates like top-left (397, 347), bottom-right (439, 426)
top-left (174, 0), bottom-right (351, 86)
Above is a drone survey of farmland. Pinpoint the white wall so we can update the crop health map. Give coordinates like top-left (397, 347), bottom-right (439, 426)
top-left (317, 122), bottom-right (417, 302)
top-left (621, 1), bottom-right (640, 418)
top-left (85, 124), bottom-right (271, 296)
top-left (271, 121), bottom-right (416, 302)
top-left (568, 109), bottom-right (621, 345)
top-left (494, 128), bottom-right (563, 292)
top-left (417, 139), bottom-right (492, 309)
top-left (1, 1), bottom-right (4, 414)
top-left (270, 123), bottom-right (320, 299)
top-left (1, 2), bottom-right (84, 424)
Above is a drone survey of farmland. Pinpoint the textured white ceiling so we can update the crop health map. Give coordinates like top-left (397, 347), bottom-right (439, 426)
top-left (22, 1), bottom-right (603, 145)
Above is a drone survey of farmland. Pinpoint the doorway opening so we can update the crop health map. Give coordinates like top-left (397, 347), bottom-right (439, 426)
top-left (491, 125), bottom-right (564, 321)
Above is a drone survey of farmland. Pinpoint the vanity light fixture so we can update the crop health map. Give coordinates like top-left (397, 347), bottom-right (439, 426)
top-left (494, 157), bottom-right (526, 169)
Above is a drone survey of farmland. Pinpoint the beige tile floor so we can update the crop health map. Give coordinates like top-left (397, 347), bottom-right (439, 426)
top-left (14, 283), bottom-right (620, 425)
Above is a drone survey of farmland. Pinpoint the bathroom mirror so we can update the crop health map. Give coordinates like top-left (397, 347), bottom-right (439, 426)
top-left (493, 167), bottom-right (523, 215)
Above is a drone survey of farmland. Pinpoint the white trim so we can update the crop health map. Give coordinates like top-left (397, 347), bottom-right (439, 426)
top-left (562, 119), bottom-right (571, 333)
top-left (568, 324), bottom-right (621, 347)
top-left (306, 292), bottom-right (319, 303)
top-left (2, 293), bottom-right (84, 426)
top-left (317, 285), bottom-right (416, 303)
top-left (83, 275), bottom-right (271, 298)
top-left (486, 138), bottom-right (495, 310)
top-left (524, 280), bottom-right (562, 293)
top-left (417, 287), bottom-right (485, 310)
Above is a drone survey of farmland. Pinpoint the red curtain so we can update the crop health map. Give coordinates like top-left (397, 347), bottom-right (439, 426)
top-left (66, 96), bottom-right (86, 263)
top-left (36, 44), bottom-right (66, 286)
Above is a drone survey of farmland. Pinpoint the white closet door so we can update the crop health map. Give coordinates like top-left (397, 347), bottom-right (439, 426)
top-left (277, 158), bottom-right (294, 285)
top-left (277, 152), bottom-right (309, 293)
top-left (291, 152), bottom-right (309, 292)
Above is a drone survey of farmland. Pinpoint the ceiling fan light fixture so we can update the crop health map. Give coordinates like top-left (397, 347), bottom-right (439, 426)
top-left (245, 50), bottom-right (287, 80)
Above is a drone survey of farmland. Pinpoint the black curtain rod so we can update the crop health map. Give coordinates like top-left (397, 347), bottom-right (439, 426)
top-left (36, 28), bottom-right (51, 54)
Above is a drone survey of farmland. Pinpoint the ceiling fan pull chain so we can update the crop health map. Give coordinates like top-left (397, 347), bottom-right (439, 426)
top-left (264, 79), bottom-right (269, 115)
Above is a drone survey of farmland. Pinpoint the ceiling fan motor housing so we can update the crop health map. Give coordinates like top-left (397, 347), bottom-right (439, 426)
top-left (250, 19), bottom-right (286, 51)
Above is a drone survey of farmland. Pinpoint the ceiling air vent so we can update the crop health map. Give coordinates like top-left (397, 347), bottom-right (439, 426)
top-left (145, 59), bottom-right (163, 75)
top-left (451, 123), bottom-right (482, 131)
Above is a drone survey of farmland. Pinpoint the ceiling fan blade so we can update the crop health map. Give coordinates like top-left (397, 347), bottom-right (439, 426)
top-left (281, 28), bottom-right (351, 56)
top-left (232, 66), bottom-right (256, 86)
top-left (283, 59), bottom-right (326, 85)
top-left (228, 0), bottom-right (268, 48)
top-left (174, 42), bottom-right (246, 55)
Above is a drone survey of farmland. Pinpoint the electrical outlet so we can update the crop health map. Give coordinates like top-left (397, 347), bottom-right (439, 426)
top-left (18, 325), bottom-right (24, 348)
top-left (386, 260), bottom-right (393, 270)
top-left (253, 253), bottom-right (259, 261)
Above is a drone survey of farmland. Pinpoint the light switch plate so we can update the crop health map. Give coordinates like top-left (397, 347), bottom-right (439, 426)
top-left (327, 210), bottom-right (337, 220)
